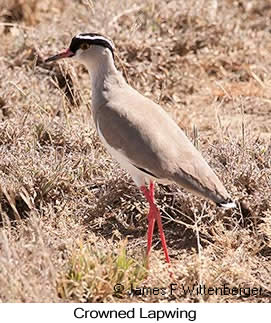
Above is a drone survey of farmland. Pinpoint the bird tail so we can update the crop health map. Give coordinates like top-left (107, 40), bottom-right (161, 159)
top-left (216, 200), bottom-right (237, 209)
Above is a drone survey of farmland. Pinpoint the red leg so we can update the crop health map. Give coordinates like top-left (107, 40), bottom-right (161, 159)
top-left (140, 181), bottom-right (171, 264)
top-left (141, 183), bottom-right (155, 258)
top-left (154, 203), bottom-right (170, 264)
top-left (146, 207), bottom-right (155, 257)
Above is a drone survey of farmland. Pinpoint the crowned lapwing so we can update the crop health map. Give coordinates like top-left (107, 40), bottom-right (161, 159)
top-left (45, 33), bottom-right (236, 265)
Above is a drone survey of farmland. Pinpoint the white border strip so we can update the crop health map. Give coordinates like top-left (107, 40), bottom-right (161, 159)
top-left (0, 303), bottom-right (269, 323)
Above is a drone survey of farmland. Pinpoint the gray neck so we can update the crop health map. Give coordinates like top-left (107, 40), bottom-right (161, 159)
top-left (83, 47), bottom-right (120, 110)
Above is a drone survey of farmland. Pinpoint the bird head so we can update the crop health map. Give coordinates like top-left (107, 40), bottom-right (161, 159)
top-left (45, 33), bottom-right (115, 64)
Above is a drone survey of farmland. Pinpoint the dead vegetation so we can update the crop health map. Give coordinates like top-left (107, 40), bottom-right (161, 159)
top-left (0, 0), bottom-right (270, 302)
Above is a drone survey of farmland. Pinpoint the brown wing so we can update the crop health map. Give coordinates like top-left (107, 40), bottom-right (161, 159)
top-left (95, 86), bottom-right (230, 203)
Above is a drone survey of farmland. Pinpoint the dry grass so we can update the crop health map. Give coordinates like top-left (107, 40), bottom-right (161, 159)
top-left (0, 0), bottom-right (270, 302)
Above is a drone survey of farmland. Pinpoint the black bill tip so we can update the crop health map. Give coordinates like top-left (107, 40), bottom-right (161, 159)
top-left (45, 49), bottom-right (74, 63)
